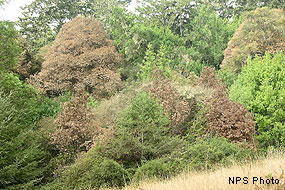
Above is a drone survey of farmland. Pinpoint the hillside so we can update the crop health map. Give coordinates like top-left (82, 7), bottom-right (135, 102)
top-left (125, 152), bottom-right (285, 190)
top-left (0, 1), bottom-right (284, 190)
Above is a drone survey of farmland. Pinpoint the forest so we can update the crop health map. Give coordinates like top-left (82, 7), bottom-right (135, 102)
top-left (0, 0), bottom-right (284, 189)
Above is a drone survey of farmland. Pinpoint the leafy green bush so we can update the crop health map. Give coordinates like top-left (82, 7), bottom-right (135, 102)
top-left (218, 67), bottom-right (237, 88)
top-left (86, 159), bottom-right (129, 188)
top-left (168, 136), bottom-right (253, 172)
top-left (98, 91), bottom-right (184, 168)
top-left (138, 44), bottom-right (171, 80)
top-left (0, 72), bottom-right (59, 189)
top-left (44, 147), bottom-right (129, 190)
top-left (230, 52), bottom-right (285, 149)
top-left (133, 159), bottom-right (169, 183)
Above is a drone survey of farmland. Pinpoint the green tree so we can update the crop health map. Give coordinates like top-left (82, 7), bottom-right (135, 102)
top-left (138, 44), bottom-right (171, 80)
top-left (99, 91), bottom-right (183, 168)
top-left (136, 0), bottom-right (199, 37)
top-left (0, 21), bottom-right (21, 71)
top-left (186, 5), bottom-right (241, 69)
top-left (230, 52), bottom-right (285, 149)
top-left (0, 72), bottom-right (59, 189)
top-left (234, 0), bottom-right (285, 16)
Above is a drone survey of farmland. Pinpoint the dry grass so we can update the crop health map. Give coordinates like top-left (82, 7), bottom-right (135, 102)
top-left (124, 151), bottom-right (285, 190)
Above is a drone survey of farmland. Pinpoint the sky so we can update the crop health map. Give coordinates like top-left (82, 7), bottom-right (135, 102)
top-left (0, 0), bottom-right (34, 21)
top-left (0, 0), bottom-right (137, 21)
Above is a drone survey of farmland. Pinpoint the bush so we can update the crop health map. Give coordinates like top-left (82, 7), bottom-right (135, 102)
top-left (230, 52), bottom-right (285, 149)
top-left (186, 136), bottom-right (253, 170)
top-left (98, 91), bottom-right (184, 168)
top-left (133, 159), bottom-right (169, 182)
top-left (168, 136), bottom-right (254, 171)
top-left (194, 67), bottom-right (256, 147)
top-left (221, 7), bottom-right (285, 74)
top-left (146, 70), bottom-right (190, 135)
top-left (86, 159), bottom-right (129, 188)
top-left (46, 147), bottom-right (129, 190)
top-left (29, 16), bottom-right (123, 99)
top-left (50, 92), bottom-right (93, 157)
top-left (0, 72), bottom-right (58, 189)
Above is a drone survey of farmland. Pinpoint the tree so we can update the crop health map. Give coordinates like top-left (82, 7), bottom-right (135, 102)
top-left (29, 16), bottom-right (123, 99)
top-left (221, 7), bottom-right (285, 74)
top-left (98, 91), bottom-right (184, 168)
top-left (196, 67), bottom-right (256, 148)
top-left (230, 52), bottom-right (285, 149)
top-left (136, 0), bottom-right (198, 37)
top-left (186, 5), bottom-right (241, 69)
top-left (0, 21), bottom-right (21, 71)
top-left (234, 0), bottom-right (285, 16)
top-left (138, 44), bottom-right (171, 80)
top-left (0, 72), bottom-right (58, 190)
top-left (50, 92), bottom-right (93, 159)
top-left (18, 0), bottom-right (94, 50)
top-left (18, 0), bottom-right (127, 50)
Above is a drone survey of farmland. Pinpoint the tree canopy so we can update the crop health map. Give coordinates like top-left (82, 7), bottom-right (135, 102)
top-left (30, 16), bottom-right (123, 98)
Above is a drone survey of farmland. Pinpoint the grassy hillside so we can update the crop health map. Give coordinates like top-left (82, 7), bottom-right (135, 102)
top-left (125, 151), bottom-right (285, 190)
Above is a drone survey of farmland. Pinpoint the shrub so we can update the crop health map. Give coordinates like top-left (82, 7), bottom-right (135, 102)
top-left (221, 7), bottom-right (285, 74)
top-left (29, 16), bottom-right (123, 99)
top-left (138, 44), bottom-right (171, 80)
top-left (195, 67), bottom-right (256, 147)
top-left (86, 159), bottom-right (129, 188)
top-left (50, 92), bottom-right (93, 157)
top-left (230, 52), bottom-right (285, 149)
top-left (183, 136), bottom-right (254, 170)
top-left (51, 147), bottom-right (129, 190)
top-left (133, 159), bottom-right (169, 182)
top-left (0, 72), bottom-right (57, 190)
top-left (98, 91), bottom-right (184, 168)
top-left (146, 70), bottom-right (190, 135)
top-left (166, 136), bottom-right (254, 173)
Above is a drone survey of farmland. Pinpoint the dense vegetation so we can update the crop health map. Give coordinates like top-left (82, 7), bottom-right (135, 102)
top-left (0, 0), bottom-right (284, 189)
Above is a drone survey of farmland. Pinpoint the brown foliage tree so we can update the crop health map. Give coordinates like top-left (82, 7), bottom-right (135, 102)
top-left (12, 38), bottom-right (42, 81)
top-left (197, 67), bottom-right (256, 147)
top-left (146, 70), bottom-right (190, 135)
top-left (50, 92), bottom-right (93, 155)
top-left (30, 16), bottom-right (123, 98)
top-left (221, 7), bottom-right (285, 74)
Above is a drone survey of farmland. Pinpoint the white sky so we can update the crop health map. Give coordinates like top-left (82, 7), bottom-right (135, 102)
top-left (0, 0), bottom-right (34, 21)
top-left (0, 0), bottom-right (137, 21)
